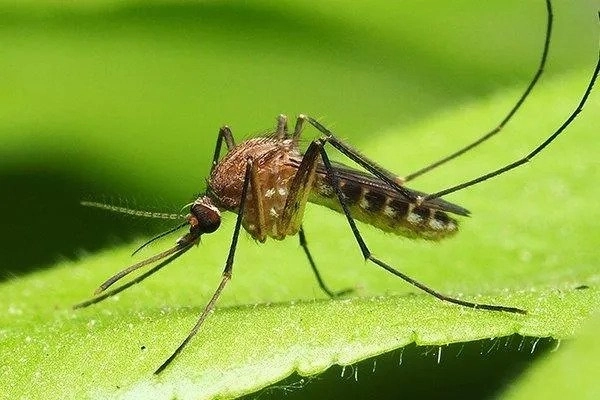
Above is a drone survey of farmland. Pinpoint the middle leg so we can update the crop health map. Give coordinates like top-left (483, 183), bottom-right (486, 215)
top-left (306, 135), bottom-right (526, 314)
top-left (299, 225), bottom-right (353, 298)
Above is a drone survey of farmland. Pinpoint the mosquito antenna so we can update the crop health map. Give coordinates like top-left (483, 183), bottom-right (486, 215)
top-left (424, 37), bottom-right (600, 202)
top-left (405, 0), bottom-right (553, 182)
top-left (131, 221), bottom-right (189, 256)
top-left (73, 243), bottom-right (195, 309)
top-left (81, 201), bottom-right (185, 220)
top-left (94, 232), bottom-right (200, 294)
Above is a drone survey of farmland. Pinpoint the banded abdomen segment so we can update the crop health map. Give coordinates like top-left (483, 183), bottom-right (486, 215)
top-left (308, 166), bottom-right (461, 240)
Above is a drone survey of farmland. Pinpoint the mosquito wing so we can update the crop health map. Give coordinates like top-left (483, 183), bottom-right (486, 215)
top-left (321, 161), bottom-right (469, 216)
top-left (306, 160), bottom-right (467, 240)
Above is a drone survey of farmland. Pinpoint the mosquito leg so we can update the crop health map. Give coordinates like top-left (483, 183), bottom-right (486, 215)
top-left (154, 157), bottom-right (255, 374)
top-left (299, 226), bottom-right (353, 298)
top-left (424, 44), bottom-right (600, 202)
top-left (211, 126), bottom-right (236, 173)
top-left (304, 116), bottom-right (415, 203)
top-left (405, 0), bottom-right (554, 182)
top-left (280, 125), bottom-right (320, 232)
top-left (281, 124), bottom-right (352, 297)
top-left (308, 137), bottom-right (526, 314)
top-left (249, 160), bottom-right (268, 242)
top-left (275, 114), bottom-right (289, 139)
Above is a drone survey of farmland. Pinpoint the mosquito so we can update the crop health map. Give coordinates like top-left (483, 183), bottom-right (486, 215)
top-left (75, 1), bottom-right (600, 374)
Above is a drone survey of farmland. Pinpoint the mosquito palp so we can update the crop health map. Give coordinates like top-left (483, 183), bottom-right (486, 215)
top-left (75, 1), bottom-right (600, 374)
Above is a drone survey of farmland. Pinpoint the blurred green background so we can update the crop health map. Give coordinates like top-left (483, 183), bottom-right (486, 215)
top-left (1, 0), bottom-right (596, 277)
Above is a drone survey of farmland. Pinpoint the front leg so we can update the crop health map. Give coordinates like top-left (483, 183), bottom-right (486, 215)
top-left (155, 157), bottom-right (255, 374)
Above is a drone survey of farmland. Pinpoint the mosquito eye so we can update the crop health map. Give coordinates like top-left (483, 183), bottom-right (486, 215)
top-left (191, 202), bottom-right (221, 233)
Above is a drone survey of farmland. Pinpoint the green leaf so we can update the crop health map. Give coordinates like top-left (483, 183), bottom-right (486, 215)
top-left (1, 243), bottom-right (598, 399)
top-left (1, 0), bottom-right (599, 399)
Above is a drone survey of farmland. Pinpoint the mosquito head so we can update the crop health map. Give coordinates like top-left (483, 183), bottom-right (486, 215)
top-left (187, 196), bottom-right (221, 235)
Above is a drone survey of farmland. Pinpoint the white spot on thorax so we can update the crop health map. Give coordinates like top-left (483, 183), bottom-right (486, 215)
top-left (277, 187), bottom-right (287, 196)
top-left (265, 188), bottom-right (276, 198)
top-left (269, 207), bottom-right (279, 217)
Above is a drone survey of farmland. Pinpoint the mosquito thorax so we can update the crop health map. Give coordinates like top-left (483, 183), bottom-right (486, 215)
top-left (188, 196), bottom-right (221, 234)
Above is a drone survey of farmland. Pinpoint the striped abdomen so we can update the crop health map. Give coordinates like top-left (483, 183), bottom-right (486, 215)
top-left (308, 168), bottom-right (461, 241)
